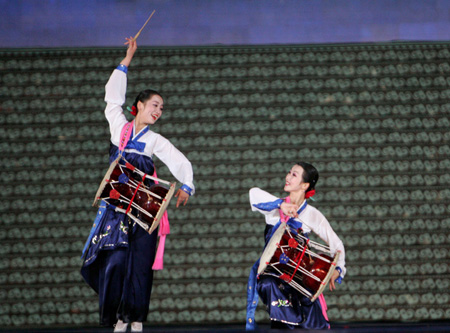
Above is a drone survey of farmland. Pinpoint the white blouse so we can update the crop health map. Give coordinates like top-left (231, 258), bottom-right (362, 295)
top-left (104, 69), bottom-right (195, 194)
top-left (249, 187), bottom-right (346, 277)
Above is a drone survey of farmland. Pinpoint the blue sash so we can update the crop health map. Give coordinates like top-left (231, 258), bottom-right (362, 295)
top-left (125, 126), bottom-right (148, 152)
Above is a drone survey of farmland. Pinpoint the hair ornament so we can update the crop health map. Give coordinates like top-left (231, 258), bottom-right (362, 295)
top-left (305, 189), bottom-right (316, 200)
top-left (127, 105), bottom-right (137, 116)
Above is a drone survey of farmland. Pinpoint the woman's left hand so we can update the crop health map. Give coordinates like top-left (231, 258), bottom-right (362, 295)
top-left (329, 270), bottom-right (340, 291)
top-left (280, 202), bottom-right (299, 218)
top-left (175, 189), bottom-right (189, 207)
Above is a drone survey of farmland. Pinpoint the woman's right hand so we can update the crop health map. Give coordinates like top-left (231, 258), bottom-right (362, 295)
top-left (120, 37), bottom-right (137, 67)
top-left (124, 37), bottom-right (137, 55)
top-left (280, 202), bottom-right (299, 218)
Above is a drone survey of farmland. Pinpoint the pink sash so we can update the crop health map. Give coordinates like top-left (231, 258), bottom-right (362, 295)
top-left (119, 121), bottom-right (170, 270)
top-left (150, 172), bottom-right (170, 270)
top-left (319, 294), bottom-right (329, 322)
top-left (119, 121), bottom-right (134, 152)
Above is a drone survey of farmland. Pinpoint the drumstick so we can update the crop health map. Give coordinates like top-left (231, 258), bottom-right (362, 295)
top-left (133, 10), bottom-right (156, 41)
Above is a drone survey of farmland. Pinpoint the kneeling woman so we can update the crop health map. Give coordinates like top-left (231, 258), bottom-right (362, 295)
top-left (246, 162), bottom-right (346, 330)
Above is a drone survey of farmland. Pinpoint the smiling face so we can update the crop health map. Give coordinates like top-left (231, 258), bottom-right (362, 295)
top-left (284, 164), bottom-right (309, 194)
top-left (136, 94), bottom-right (164, 125)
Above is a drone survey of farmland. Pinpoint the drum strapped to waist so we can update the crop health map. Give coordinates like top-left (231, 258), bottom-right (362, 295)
top-left (258, 222), bottom-right (340, 302)
top-left (93, 156), bottom-right (176, 235)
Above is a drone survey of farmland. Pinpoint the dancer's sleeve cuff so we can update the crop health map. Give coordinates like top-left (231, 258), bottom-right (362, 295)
top-left (252, 199), bottom-right (283, 212)
top-left (335, 266), bottom-right (343, 284)
top-left (180, 184), bottom-right (193, 196)
top-left (116, 64), bottom-right (128, 74)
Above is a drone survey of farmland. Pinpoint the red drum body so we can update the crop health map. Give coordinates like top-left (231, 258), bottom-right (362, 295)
top-left (257, 223), bottom-right (339, 301)
top-left (93, 156), bottom-right (176, 235)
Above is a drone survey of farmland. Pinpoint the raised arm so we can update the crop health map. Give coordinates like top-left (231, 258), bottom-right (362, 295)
top-left (121, 37), bottom-right (138, 67)
top-left (104, 38), bottom-right (139, 143)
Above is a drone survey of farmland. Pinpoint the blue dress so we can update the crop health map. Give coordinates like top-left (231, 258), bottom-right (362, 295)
top-left (81, 143), bottom-right (158, 327)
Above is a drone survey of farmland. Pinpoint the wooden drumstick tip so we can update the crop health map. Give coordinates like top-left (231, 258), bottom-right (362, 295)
top-left (133, 9), bottom-right (156, 41)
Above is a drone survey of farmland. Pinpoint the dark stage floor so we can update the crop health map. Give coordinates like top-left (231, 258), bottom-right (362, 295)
top-left (3, 321), bottom-right (450, 333)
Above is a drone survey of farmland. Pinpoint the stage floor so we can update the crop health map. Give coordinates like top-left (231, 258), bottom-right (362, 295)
top-left (5, 321), bottom-right (450, 333)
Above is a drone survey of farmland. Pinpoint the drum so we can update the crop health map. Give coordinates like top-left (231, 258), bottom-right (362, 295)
top-left (257, 222), bottom-right (340, 301)
top-left (93, 156), bottom-right (176, 235)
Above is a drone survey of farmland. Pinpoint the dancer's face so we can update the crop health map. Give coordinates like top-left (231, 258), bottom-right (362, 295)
top-left (137, 95), bottom-right (164, 125)
top-left (284, 164), bottom-right (308, 193)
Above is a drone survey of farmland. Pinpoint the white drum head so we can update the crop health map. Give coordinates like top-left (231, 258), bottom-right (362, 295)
top-left (257, 223), bottom-right (287, 275)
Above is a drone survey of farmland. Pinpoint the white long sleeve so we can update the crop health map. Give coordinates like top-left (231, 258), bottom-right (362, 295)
top-left (300, 205), bottom-right (347, 278)
top-left (249, 187), bottom-right (282, 226)
top-left (152, 133), bottom-right (195, 193)
top-left (104, 69), bottom-right (128, 139)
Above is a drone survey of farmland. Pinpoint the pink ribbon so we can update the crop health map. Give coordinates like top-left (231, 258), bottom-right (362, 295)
top-left (318, 294), bottom-right (329, 322)
top-left (151, 169), bottom-right (170, 271)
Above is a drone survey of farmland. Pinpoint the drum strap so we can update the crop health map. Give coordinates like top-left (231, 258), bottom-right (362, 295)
top-left (119, 121), bottom-right (134, 154)
top-left (119, 121), bottom-right (149, 154)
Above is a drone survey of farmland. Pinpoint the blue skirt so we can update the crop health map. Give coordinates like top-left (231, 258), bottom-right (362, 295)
top-left (257, 276), bottom-right (330, 329)
top-left (81, 205), bottom-right (158, 326)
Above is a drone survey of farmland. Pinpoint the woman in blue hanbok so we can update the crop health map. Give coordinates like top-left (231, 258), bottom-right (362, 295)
top-left (81, 38), bottom-right (195, 332)
top-left (246, 162), bottom-right (346, 330)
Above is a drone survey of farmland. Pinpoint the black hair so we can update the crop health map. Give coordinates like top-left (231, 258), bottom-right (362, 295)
top-left (132, 89), bottom-right (163, 115)
top-left (296, 162), bottom-right (319, 192)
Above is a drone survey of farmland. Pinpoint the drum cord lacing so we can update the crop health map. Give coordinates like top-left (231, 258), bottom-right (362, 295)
top-left (281, 238), bottom-right (309, 283)
top-left (125, 173), bottom-right (147, 215)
